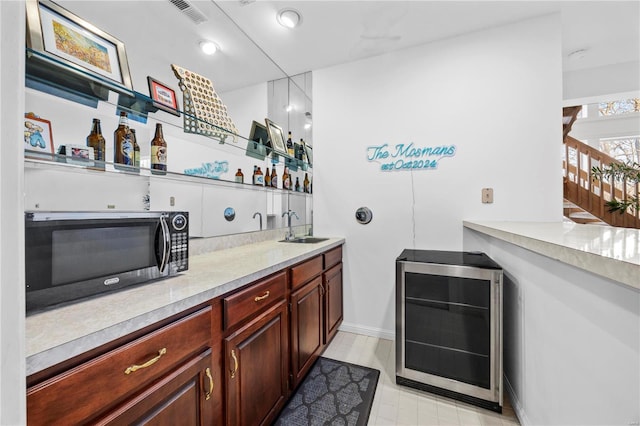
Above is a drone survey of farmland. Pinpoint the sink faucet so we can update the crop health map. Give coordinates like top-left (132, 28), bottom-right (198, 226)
top-left (282, 210), bottom-right (300, 241)
top-left (253, 212), bottom-right (262, 230)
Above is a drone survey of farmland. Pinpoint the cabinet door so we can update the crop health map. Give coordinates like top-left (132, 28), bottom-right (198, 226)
top-left (290, 276), bottom-right (323, 388)
top-left (224, 301), bottom-right (289, 426)
top-left (324, 263), bottom-right (343, 345)
top-left (95, 349), bottom-right (216, 425)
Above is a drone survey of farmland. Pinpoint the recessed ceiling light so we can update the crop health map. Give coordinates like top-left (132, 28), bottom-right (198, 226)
top-left (277, 8), bottom-right (302, 29)
top-left (199, 40), bottom-right (219, 55)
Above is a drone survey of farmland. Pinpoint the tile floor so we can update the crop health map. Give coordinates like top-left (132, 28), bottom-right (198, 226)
top-left (323, 331), bottom-right (520, 426)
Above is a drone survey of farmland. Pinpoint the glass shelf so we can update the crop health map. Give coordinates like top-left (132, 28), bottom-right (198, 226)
top-left (25, 48), bottom-right (312, 171)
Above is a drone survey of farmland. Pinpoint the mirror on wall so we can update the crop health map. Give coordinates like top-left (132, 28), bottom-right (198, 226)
top-left (23, 0), bottom-right (313, 238)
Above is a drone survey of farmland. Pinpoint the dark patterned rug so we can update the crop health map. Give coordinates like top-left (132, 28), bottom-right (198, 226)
top-left (273, 357), bottom-right (380, 426)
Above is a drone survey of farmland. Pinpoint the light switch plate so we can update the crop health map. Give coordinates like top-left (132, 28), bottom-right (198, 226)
top-left (482, 188), bottom-right (494, 204)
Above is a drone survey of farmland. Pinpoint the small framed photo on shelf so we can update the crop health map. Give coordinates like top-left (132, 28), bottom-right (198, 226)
top-left (147, 76), bottom-right (180, 116)
top-left (265, 118), bottom-right (288, 157)
top-left (57, 144), bottom-right (95, 166)
top-left (25, 0), bottom-right (133, 90)
top-left (24, 113), bottom-right (55, 160)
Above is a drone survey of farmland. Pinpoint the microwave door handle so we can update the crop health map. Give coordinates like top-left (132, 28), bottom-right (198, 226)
top-left (158, 216), bottom-right (171, 272)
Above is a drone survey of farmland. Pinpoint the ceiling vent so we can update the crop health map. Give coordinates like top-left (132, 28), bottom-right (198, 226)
top-left (168, 0), bottom-right (208, 25)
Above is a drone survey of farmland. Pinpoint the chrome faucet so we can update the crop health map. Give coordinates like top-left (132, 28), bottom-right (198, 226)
top-left (253, 212), bottom-right (262, 230)
top-left (282, 210), bottom-right (300, 240)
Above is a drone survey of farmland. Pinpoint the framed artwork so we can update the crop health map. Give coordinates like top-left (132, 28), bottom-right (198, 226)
top-left (24, 113), bottom-right (55, 159)
top-left (26, 0), bottom-right (133, 90)
top-left (147, 77), bottom-right (180, 116)
top-left (265, 119), bottom-right (288, 156)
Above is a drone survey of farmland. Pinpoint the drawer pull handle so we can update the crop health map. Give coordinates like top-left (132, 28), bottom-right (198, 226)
top-left (124, 348), bottom-right (167, 375)
top-left (205, 367), bottom-right (214, 400)
top-left (230, 350), bottom-right (238, 379)
top-left (254, 291), bottom-right (270, 302)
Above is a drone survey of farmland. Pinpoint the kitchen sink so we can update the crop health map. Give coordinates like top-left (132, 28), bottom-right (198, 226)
top-left (279, 237), bottom-right (329, 244)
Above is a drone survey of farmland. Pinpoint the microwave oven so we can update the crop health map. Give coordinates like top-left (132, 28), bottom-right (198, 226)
top-left (25, 211), bottom-right (189, 314)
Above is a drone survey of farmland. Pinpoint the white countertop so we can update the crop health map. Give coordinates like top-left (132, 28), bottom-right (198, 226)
top-left (463, 221), bottom-right (639, 290)
top-left (26, 237), bottom-right (344, 376)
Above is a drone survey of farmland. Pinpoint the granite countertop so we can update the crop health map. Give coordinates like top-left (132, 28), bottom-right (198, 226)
top-left (463, 221), bottom-right (639, 290)
top-left (26, 237), bottom-right (345, 376)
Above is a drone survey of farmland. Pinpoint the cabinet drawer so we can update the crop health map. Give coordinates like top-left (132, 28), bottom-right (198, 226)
top-left (27, 307), bottom-right (212, 426)
top-left (224, 271), bottom-right (287, 330)
top-left (291, 255), bottom-right (323, 290)
top-left (324, 245), bottom-right (342, 269)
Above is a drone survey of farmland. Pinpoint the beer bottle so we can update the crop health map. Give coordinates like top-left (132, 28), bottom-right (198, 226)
top-left (255, 167), bottom-right (264, 186)
top-left (235, 168), bottom-right (244, 184)
top-left (131, 128), bottom-right (140, 173)
top-left (150, 123), bottom-right (167, 175)
top-left (295, 176), bottom-right (301, 192)
top-left (303, 173), bottom-right (310, 193)
top-left (271, 167), bottom-right (278, 188)
top-left (265, 167), bottom-right (271, 187)
top-left (286, 131), bottom-right (294, 157)
top-left (114, 111), bottom-right (134, 170)
top-left (299, 138), bottom-right (308, 163)
top-left (252, 165), bottom-right (257, 184)
top-left (283, 167), bottom-right (291, 190)
top-left (86, 118), bottom-right (105, 170)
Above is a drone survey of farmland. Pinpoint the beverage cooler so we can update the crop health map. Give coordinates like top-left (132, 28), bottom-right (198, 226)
top-left (395, 249), bottom-right (503, 412)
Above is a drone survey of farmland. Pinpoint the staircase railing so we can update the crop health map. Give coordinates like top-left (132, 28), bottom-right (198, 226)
top-left (563, 136), bottom-right (640, 228)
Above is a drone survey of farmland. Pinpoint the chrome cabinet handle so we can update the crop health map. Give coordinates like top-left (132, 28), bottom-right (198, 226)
top-left (204, 367), bottom-right (214, 400)
top-left (125, 348), bottom-right (167, 375)
top-left (230, 349), bottom-right (238, 379)
top-left (254, 291), bottom-right (270, 302)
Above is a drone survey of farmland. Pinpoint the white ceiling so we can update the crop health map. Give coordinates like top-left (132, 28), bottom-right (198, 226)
top-left (57, 1), bottom-right (639, 94)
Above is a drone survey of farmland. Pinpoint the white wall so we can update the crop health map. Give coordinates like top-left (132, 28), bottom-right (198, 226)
top-left (220, 82), bottom-right (268, 140)
top-left (563, 61), bottom-right (640, 102)
top-left (0, 1), bottom-right (26, 423)
top-left (313, 14), bottom-right (562, 338)
top-left (463, 228), bottom-right (640, 426)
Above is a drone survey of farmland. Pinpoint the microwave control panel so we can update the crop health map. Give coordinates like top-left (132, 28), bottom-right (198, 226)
top-left (169, 213), bottom-right (189, 272)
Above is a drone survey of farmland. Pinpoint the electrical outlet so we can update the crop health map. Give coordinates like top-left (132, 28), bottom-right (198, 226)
top-left (170, 196), bottom-right (175, 207)
top-left (482, 188), bottom-right (494, 204)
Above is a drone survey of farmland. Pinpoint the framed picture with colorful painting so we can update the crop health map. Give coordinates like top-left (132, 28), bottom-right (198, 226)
top-left (147, 77), bottom-right (180, 116)
top-left (24, 113), bottom-right (55, 160)
top-left (25, 0), bottom-right (133, 90)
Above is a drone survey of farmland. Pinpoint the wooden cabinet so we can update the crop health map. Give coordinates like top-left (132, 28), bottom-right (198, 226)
top-left (324, 262), bottom-right (343, 345)
top-left (290, 276), bottom-right (324, 386)
top-left (289, 246), bottom-right (344, 388)
top-left (94, 349), bottom-right (215, 425)
top-left (224, 301), bottom-right (289, 426)
top-left (27, 243), bottom-right (342, 425)
top-left (27, 307), bottom-right (216, 426)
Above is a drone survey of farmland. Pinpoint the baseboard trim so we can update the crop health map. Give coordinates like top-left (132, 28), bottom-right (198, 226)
top-left (504, 375), bottom-right (530, 426)
top-left (338, 322), bottom-right (395, 341)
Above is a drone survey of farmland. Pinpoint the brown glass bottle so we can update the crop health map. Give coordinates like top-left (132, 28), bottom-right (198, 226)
top-left (114, 111), bottom-right (134, 170)
top-left (303, 173), bottom-right (310, 193)
top-left (235, 168), bottom-right (244, 184)
top-left (286, 131), bottom-right (294, 157)
top-left (271, 167), bottom-right (278, 188)
top-left (86, 118), bottom-right (105, 170)
top-left (265, 167), bottom-right (271, 187)
top-left (283, 166), bottom-right (291, 190)
top-left (150, 123), bottom-right (167, 175)
top-left (295, 176), bottom-right (300, 192)
top-left (255, 167), bottom-right (264, 186)
top-left (131, 128), bottom-right (140, 173)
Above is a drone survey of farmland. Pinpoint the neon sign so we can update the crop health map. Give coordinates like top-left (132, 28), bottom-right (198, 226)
top-left (367, 143), bottom-right (456, 171)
